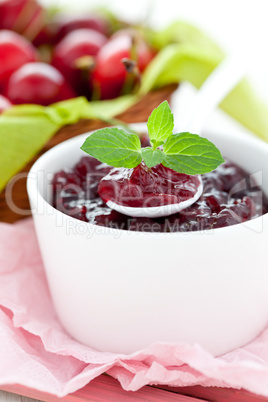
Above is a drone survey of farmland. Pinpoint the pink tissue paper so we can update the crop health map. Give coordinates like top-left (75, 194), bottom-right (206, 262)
top-left (1, 218), bottom-right (268, 398)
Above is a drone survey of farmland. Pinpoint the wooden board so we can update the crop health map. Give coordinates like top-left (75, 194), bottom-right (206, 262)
top-left (1, 376), bottom-right (204, 402)
top-left (2, 376), bottom-right (268, 402)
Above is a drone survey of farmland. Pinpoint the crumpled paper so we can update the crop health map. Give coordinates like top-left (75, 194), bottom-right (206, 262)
top-left (1, 218), bottom-right (268, 398)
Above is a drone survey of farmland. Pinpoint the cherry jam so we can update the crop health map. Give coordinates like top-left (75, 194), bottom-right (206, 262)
top-left (98, 162), bottom-right (201, 208)
top-left (52, 156), bottom-right (268, 232)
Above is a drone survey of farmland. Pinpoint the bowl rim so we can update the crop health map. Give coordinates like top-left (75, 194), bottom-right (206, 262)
top-left (27, 123), bottom-right (268, 238)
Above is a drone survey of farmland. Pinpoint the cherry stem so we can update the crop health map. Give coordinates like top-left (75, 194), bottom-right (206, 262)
top-left (121, 58), bottom-right (137, 74)
top-left (121, 58), bottom-right (142, 94)
top-left (73, 55), bottom-right (96, 72)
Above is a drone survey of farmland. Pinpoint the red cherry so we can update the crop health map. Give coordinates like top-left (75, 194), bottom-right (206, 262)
top-left (6, 62), bottom-right (76, 106)
top-left (92, 32), bottom-right (154, 99)
top-left (0, 94), bottom-right (12, 113)
top-left (52, 28), bottom-right (107, 95)
top-left (0, 0), bottom-right (45, 41)
top-left (54, 14), bottom-right (110, 42)
top-left (33, 13), bottom-right (110, 48)
top-left (0, 30), bottom-right (38, 92)
top-left (34, 13), bottom-right (110, 47)
top-left (32, 23), bottom-right (54, 47)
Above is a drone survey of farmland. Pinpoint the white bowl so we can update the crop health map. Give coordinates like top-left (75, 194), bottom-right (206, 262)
top-left (27, 123), bottom-right (268, 356)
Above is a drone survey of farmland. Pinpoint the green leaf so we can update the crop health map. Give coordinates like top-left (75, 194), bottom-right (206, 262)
top-left (81, 127), bottom-right (142, 168)
top-left (163, 132), bottom-right (224, 175)
top-left (141, 147), bottom-right (164, 168)
top-left (147, 101), bottom-right (174, 147)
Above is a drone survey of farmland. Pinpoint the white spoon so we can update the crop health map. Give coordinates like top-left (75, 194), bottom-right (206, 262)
top-left (106, 178), bottom-right (203, 218)
top-left (106, 54), bottom-right (248, 218)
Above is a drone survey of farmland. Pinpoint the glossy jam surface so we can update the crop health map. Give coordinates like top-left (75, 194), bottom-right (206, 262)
top-left (98, 162), bottom-right (201, 208)
top-left (52, 155), bottom-right (268, 232)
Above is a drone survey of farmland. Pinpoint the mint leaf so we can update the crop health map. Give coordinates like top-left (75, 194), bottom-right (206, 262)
top-left (163, 132), bottom-right (224, 175)
top-left (81, 127), bottom-right (142, 168)
top-left (141, 147), bottom-right (164, 168)
top-left (147, 101), bottom-right (174, 148)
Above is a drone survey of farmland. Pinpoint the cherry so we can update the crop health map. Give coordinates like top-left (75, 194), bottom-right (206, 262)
top-left (0, 94), bottom-right (12, 113)
top-left (74, 156), bottom-right (111, 199)
top-left (52, 29), bottom-right (107, 96)
top-left (74, 156), bottom-right (110, 178)
top-left (94, 209), bottom-right (129, 229)
top-left (66, 205), bottom-right (88, 222)
top-left (32, 22), bottom-right (56, 47)
top-left (216, 161), bottom-right (246, 192)
top-left (5, 62), bottom-right (76, 106)
top-left (53, 14), bottom-right (111, 43)
top-left (204, 191), bottom-right (228, 213)
top-left (0, 30), bottom-right (38, 92)
top-left (52, 169), bottom-right (83, 212)
top-left (33, 13), bottom-right (111, 48)
top-left (0, 0), bottom-right (45, 41)
top-left (92, 31), bottom-right (154, 99)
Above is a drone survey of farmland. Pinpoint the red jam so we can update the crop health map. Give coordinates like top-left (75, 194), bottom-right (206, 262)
top-left (52, 154), bottom-right (268, 232)
top-left (98, 162), bottom-right (201, 208)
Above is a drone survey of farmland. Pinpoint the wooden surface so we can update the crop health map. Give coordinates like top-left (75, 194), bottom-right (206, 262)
top-left (2, 376), bottom-right (268, 402)
top-left (1, 84), bottom-right (268, 401)
top-left (0, 391), bottom-right (40, 402)
top-left (1, 376), bottom-right (204, 402)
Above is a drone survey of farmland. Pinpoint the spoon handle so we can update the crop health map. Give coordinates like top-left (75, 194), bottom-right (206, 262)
top-left (173, 54), bottom-right (248, 134)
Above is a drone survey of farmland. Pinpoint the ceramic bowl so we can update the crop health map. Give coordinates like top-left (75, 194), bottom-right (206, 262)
top-left (27, 123), bottom-right (268, 356)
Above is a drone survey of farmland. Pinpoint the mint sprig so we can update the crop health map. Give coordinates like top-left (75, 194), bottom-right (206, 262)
top-left (81, 101), bottom-right (224, 174)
